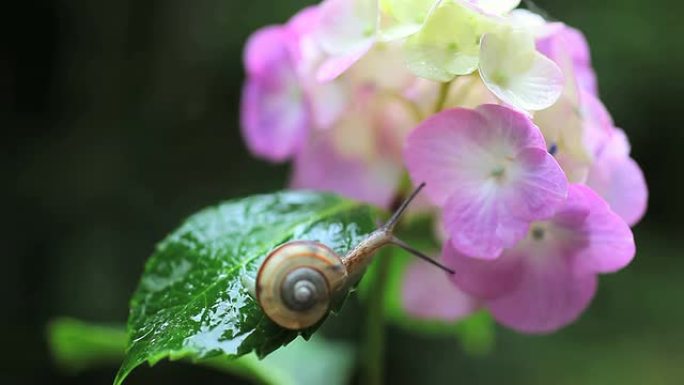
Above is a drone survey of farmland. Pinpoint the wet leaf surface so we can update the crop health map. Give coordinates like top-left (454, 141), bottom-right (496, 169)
top-left (115, 191), bottom-right (377, 384)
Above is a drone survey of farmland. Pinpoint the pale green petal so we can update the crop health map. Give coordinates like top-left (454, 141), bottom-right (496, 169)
top-left (378, 0), bottom-right (438, 41)
top-left (378, 16), bottom-right (423, 41)
top-left (383, 0), bottom-right (437, 24)
top-left (318, 0), bottom-right (379, 56)
top-left (405, 1), bottom-right (495, 81)
top-left (479, 28), bottom-right (564, 111)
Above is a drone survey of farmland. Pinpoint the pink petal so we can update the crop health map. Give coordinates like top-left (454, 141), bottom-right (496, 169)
top-left (240, 72), bottom-right (309, 162)
top-left (476, 104), bottom-right (548, 150)
top-left (244, 26), bottom-right (287, 77)
top-left (241, 76), bottom-right (309, 162)
top-left (402, 260), bottom-right (479, 321)
top-left (404, 105), bottom-right (562, 206)
top-left (587, 157), bottom-right (648, 227)
top-left (508, 148), bottom-right (569, 220)
top-left (403, 107), bottom-right (488, 206)
top-left (444, 185), bottom-right (633, 334)
top-left (287, 6), bottom-right (320, 45)
top-left (443, 186), bottom-right (531, 259)
top-left (580, 91), bottom-right (615, 155)
top-left (537, 25), bottom-right (598, 96)
top-left (486, 252), bottom-right (598, 334)
top-left (285, 6), bottom-right (322, 68)
top-left (586, 130), bottom-right (648, 226)
top-left (566, 185), bottom-right (636, 274)
top-left (241, 25), bottom-right (310, 162)
top-left (290, 134), bottom-right (401, 208)
top-left (444, 241), bottom-right (525, 300)
top-left (405, 105), bottom-right (567, 259)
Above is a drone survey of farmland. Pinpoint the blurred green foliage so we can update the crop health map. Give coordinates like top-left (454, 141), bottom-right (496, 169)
top-left (48, 318), bottom-right (356, 385)
top-left (3, 0), bottom-right (684, 384)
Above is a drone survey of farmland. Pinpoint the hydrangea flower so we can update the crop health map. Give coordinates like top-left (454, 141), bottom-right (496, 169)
top-left (240, 1), bottom-right (648, 334)
top-left (404, 104), bottom-right (568, 259)
top-left (444, 184), bottom-right (636, 333)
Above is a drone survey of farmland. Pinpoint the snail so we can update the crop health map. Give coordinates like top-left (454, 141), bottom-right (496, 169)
top-left (245, 183), bottom-right (454, 330)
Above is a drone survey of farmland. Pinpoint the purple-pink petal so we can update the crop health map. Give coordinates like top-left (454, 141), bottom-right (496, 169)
top-left (587, 156), bottom-right (648, 227)
top-left (444, 241), bottom-right (525, 299)
top-left (477, 104), bottom-right (549, 150)
top-left (290, 134), bottom-right (401, 208)
top-left (586, 130), bottom-right (648, 226)
top-left (508, 148), bottom-right (570, 220)
top-left (403, 107), bottom-right (489, 206)
top-left (285, 6), bottom-right (320, 66)
top-left (240, 78), bottom-right (309, 162)
top-left (244, 26), bottom-right (288, 77)
top-left (241, 26), bottom-right (310, 162)
top-left (486, 254), bottom-right (598, 334)
top-left (567, 185), bottom-right (636, 274)
top-left (445, 184), bottom-right (635, 333)
top-left (405, 104), bottom-right (567, 259)
top-left (537, 25), bottom-right (598, 96)
top-left (402, 260), bottom-right (479, 321)
top-left (442, 186), bottom-right (531, 259)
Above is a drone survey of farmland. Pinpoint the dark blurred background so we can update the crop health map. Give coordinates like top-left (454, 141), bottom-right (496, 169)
top-left (3, 0), bottom-right (683, 384)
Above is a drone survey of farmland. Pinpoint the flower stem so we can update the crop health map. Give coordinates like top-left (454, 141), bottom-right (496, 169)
top-left (433, 81), bottom-right (452, 114)
top-left (363, 250), bottom-right (391, 385)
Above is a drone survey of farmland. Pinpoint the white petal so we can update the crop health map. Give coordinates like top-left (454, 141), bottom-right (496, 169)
top-left (469, 0), bottom-right (521, 15)
top-left (507, 9), bottom-right (563, 38)
top-left (378, 0), bottom-right (439, 40)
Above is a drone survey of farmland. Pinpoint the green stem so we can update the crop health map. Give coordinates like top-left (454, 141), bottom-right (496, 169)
top-left (433, 81), bottom-right (452, 114)
top-left (363, 251), bottom-right (392, 385)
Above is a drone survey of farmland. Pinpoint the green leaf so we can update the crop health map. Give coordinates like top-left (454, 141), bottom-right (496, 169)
top-left (48, 317), bottom-right (128, 373)
top-left (115, 191), bottom-right (377, 385)
top-left (359, 216), bottom-right (495, 355)
top-left (48, 318), bottom-right (355, 385)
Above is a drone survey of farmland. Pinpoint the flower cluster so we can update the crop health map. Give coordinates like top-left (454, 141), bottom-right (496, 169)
top-left (241, 0), bottom-right (647, 333)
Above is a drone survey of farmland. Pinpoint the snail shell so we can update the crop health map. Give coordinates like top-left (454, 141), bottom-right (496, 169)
top-left (256, 241), bottom-right (347, 330)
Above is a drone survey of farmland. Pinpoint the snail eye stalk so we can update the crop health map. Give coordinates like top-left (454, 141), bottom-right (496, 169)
top-left (382, 182), bottom-right (426, 232)
top-left (384, 182), bottom-right (455, 275)
top-left (390, 237), bottom-right (455, 275)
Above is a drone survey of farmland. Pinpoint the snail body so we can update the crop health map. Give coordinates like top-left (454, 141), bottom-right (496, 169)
top-left (250, 184), bottom-right (453, 330)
